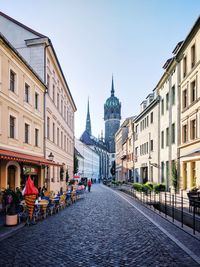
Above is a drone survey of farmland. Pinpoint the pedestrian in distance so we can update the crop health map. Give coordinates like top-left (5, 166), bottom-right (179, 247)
top-left (87, 179), bottom-right (92, 192)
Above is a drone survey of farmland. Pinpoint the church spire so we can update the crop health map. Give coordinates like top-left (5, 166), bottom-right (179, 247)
top-left (111, 75), bottom-right (115, 96)
top-left (85, 97), bottom-right (91, 135)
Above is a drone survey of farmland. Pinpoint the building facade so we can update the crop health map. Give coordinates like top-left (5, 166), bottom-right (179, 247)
top-left (80, 100), bottom-right (109, 179)
top-left (156, 54), bottom-right (179, 190)
top-left (75, 139), bottom-right (100, 181)
top-left (115, 117), bottom-right (135, 182)
top-left (0, 33), bottom-right (57, 191)
top-left (134, 91), bottom-right (159, 184)
top-left (176, 17), bottom-right (200, 191)
top-left (0, 12), bottom-right (77, 193)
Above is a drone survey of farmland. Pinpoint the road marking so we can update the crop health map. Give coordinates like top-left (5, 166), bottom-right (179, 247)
top-left (104, 186), bottom-right (200, 265)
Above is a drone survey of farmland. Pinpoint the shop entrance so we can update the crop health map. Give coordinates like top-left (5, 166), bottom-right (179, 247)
top-left (21, 165), bottom-right (39, 188)
top-left (8, 165), bottom-right (16, 190)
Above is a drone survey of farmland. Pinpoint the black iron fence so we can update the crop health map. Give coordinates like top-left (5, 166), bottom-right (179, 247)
top-left (111, 184), bottom-right (200, 235)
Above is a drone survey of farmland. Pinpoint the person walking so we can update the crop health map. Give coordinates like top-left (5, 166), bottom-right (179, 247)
top-left (87, 179), bottom-right (92, 192)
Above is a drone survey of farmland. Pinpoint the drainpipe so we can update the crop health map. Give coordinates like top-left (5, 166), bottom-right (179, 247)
top-left (43, 43), bottom-right (51, 159)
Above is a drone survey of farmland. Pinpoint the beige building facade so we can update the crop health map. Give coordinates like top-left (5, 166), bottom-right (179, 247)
top-left (176, 17), bottom-right (200, 191)
top-left (0, 33), bottom-right (56, 191)
top-left (0, 12), bottom-right (76, 193)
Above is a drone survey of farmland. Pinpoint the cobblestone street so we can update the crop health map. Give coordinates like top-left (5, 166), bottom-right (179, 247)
top-left (0, 185), bottom-right (200, 267)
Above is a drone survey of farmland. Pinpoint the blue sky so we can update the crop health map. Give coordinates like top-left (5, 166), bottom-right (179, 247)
top-left (0, 0), bottom-right (199, 138)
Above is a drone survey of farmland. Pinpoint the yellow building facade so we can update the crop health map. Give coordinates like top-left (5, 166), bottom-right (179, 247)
top-left (0, 33), bottom-right (56, 191)
top-left (177, 17), bottom-right (200, 190)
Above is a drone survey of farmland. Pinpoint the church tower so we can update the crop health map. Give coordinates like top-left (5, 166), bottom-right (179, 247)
top-left (85, 98), bottom-right (91, 135)
top-left (104, 76), bottom-right (121, 153)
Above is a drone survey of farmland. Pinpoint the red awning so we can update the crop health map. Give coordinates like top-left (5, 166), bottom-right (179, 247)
top-left (0, 148), bottom-right (61, 166)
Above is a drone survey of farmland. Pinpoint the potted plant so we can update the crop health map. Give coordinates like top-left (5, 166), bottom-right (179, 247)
top-left (3, 189), bottom-right (20, 226)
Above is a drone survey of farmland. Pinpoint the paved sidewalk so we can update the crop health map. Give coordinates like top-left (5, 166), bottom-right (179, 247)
top-left (109, 187), bottom-right (200, 257)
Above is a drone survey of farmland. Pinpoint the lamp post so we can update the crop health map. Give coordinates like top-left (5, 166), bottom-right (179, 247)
top-left (46, 152), bottom-right (54, 191)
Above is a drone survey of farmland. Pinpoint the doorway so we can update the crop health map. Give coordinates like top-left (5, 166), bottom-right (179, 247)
top-left (8, 165), bottom-right (16, 190)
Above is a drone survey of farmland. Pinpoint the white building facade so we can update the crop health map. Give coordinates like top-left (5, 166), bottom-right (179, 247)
top-left (75, 139), bottom-right (100, 181)
top-left (134, 91), bottom-right (159, 184)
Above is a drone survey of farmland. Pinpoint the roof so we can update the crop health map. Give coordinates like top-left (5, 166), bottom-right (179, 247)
top-left (74, 148), bottom-right (84, 159)
top-left (80, 131), bottom-right (108, 151)
top-left (0, 11), bottom-right (47, 38)
top-left (0, 11), bottom-right (77, 111)
top-left (0, 148), bottom-right (61, 166)
top-left (162, 57), bottom-right (174, 70)
top-left (0, 32), bottom-right (46, 89)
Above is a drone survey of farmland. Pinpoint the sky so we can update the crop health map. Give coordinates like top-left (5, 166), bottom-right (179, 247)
top-left (0, 0), bottom-right (200, 139)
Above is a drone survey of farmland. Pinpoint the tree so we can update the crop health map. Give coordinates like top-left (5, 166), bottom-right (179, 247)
top-left (73, 154), bottom-right (79, 175)
top-left (171, 161), bottom-right (178, 190)
top-left (110, 161), bottom-right (116, 177)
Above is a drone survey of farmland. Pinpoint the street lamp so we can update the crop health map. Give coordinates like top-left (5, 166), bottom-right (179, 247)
top-left (48, 152), bottom-right (54, 161)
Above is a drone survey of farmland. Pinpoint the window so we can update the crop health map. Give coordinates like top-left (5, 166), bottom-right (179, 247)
top-left (166, 127), bottom-right (169, 146)
top-left (190, 80), bottom-right (196, 103)
top-left (25, 83), bottom-right (30, 103)
top-left (47, 117), bottom-right (50, 139)
top-left (10, 116), bottom-right (15, 138)
top-left (10, 70), bottom-right (15, 92)
top-left (35, 92), bottom-right (39, 110)
top-left (161, 131), bottom-right (164, 148)
top-left (161, 99), bottom-right (164, 115)
top-left (166, 93), bottom-right (169, 111)
top-left (171, 86), bottom-right (175, 105)
top-left (25, 123), bottom-right (29, 144)
top-left (182, 89), bottom-right (187, 109)
top-left (147, 116), bottom-right (149, 127)
top-left (191, 44), bottom-right (196, 68)
top-left (146, 142), bottom-right (148, 154)
top-left (190, 119), bottom-right (196, 140)
top-left (64, 105), bottom-right (66, 121)
top-left (61, 99), bottom-right (63, 115)
top-left (166, 161), bottom-right (169, 181)
top-left (183, 56), bottom-right (187, 77)
top-left (57, 93), bottom-right (59, 110)
top-left (150, 140), bottom-right (153, 151)
top-left (182, 124), bottom-right (188, 143)
top-left (150, 112), bottom-right (153, 123)
top-left (171, 123), bottom-right (175, 144)
top-left (61, 131), bottom-right (63, 149)
top-left (57, 127), bottom-right (59, 146)
top-left (64, 135), bottom-right (66, 151)
top-left (47, 74), bottom-right (50, 93)
top-left (161, 162), bottom-right (164, 183)
top-left (52, 84), bottom-right (55, 103)
top-left (35, 128), bottom-right (39, 147)
top-left (53, 122), bottom-right (55, 143)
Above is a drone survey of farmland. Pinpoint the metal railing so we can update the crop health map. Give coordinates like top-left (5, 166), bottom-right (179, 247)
top-left (111, 184), bottom-right (200, 235)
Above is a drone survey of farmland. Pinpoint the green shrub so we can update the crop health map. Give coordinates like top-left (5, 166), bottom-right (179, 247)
top-left (132, 183), bottom-right (143, 192)
top-left (154, 183), bottom-right (166, 193)
top-left (143, 183), bottom-right (153, 193)
top-left (145, 182), bottom-right (155, 190)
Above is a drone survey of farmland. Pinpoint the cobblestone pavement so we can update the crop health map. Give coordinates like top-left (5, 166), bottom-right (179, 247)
top-left (0, 185), bottom-right (199, 267)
